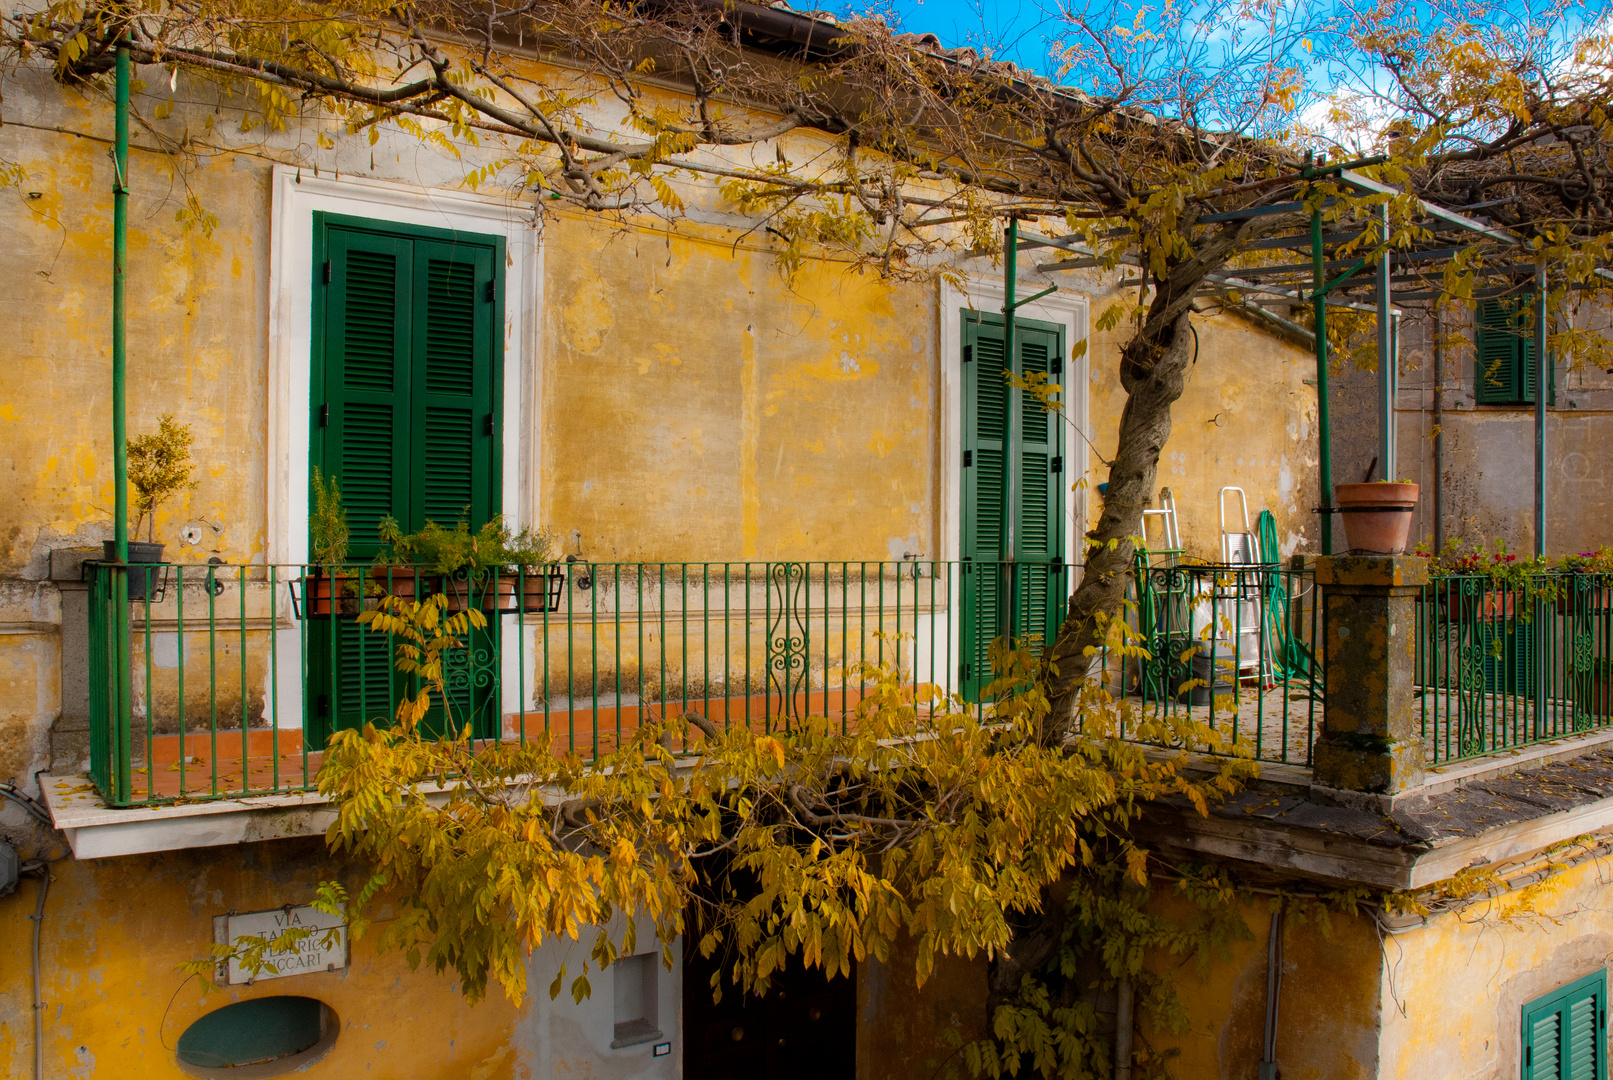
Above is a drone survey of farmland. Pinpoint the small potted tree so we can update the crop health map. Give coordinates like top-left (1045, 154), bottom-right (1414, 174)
top-left (299, 468), bottom-right (354, 617)
top-left (107, 413), bottom-right (197, 600)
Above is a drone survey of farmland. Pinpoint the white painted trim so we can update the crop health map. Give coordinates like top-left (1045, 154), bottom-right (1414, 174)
top-left (937, 274), bottom-right (1092, 568)
top-left (267, 165), bottom-right (543, 559)
top-left (266, 166), bottom-right (545, 724)
top-left (915, 275), bottom-right (1089, 693)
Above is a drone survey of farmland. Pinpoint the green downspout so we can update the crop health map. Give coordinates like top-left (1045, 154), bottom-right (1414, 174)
top-left (112, 42), bottom-right (132, 802)
top-left (1311, 204), bottom-right (1333, 554)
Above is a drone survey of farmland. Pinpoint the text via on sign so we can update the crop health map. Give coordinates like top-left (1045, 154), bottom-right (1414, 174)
top-left (213, 904), bottom-right (349, 985)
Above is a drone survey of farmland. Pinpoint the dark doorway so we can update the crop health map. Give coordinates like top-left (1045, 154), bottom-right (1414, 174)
top-left (683, 938), bottom-right (856, 1079)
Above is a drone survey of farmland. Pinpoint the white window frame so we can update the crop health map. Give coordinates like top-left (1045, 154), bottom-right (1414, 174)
top-left (266, 165), bottom-right (543, 724)
top-left (266, 164), bottom-right (543, 563)
top-left (911, 275), bottom-right (1089, 693)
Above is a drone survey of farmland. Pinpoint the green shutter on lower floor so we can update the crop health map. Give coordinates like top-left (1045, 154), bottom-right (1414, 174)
top-left (1524, 970), bottom-right (1606, 1080)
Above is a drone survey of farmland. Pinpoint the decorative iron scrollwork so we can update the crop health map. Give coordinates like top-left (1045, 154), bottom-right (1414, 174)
top-left (766, 562), bottom-right (809, 726)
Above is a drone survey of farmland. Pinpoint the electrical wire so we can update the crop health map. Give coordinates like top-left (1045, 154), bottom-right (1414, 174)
top-left (0, 784), bottom-right (52, 828)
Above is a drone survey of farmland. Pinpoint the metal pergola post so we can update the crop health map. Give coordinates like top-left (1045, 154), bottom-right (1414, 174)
top-left (1311, 204), bottom-right (1334, 554)
top-left (1535, 264), bottom-right (1548, 558)
top-left (1377, 202), bottom-right (1395, 483)
top-left (1001, 218), bottom-right (1019, 639)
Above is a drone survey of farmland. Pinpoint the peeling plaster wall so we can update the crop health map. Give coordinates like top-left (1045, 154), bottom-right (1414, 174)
top-left (540, 215), bottom-right (936, 563)
top-left (1140, 890), bottom-right (1385, 1080)
top-left (1377, 855), bottom-right (1613, 1079)
top-left (0, 836), bottom-right (678, 1080)
top-left (1330, 307), bottom-right (1613, 556)
top-left (1081, 279), bottom-right (1321, 560)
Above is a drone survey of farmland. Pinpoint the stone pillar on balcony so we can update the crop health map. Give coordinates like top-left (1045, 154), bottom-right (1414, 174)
top-left (1312, 555), bottom-right (1428, 796)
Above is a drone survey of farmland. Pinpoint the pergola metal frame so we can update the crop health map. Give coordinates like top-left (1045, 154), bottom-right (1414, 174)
top-left (1003, 157), bottom-right (1592, 577)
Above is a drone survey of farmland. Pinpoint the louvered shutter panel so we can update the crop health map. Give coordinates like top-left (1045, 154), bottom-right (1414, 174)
top-left (323, 230), bottom-right (413, 558)
top-left (1533, 1009), bottom-right (1562, 1080)
top-left (962, 315), bottom-right (1006, 700)
top-left (409, 240), bottom-right (499, 735)
top-left (1523, 971), bottom-right (1605, 1080)
top-left (1014, 326), bottom-right (1066, 650)
top-left (1516, 304), bottom-right (1555, 407)
top-left (1475, 299), bottom-right (1520, 405)
top-left (315, 229), bottom-right (413, 736)
top-left (1521, 317), bottom-right (1541, 405)
top-left (960, 314), bottom-right (1067, 701)
top-left (1566, 989), bottom-right (1601, 1080)
top-left (411, 243), bottom-right (495, 531)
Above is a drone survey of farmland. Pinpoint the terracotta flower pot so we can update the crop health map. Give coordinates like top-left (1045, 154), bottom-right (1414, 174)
top-left (1335, 482), bottom-right (1420, 555)
top-left (370, 566), bottom-right (422, 600)
top-left (481, 568), bottom-right (563, 613)
top-left (308, 570), bottom-right (355, 617)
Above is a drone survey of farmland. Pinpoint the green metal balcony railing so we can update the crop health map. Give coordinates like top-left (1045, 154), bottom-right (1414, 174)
top-left (1416, 572), bottom-right (1613, 763)
top-left (1106, 560), bottom-right (1324, 767)
top-left (85, 559), bottom-right (1073, 807)
top-left (83, 560), bottom-right (1613, 807)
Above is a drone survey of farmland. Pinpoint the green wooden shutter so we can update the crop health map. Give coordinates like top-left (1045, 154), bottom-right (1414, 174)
top-left (962, 316), bottom-right (1006, 699)
top-left (1013, 325), bottom-right (1066, 651)
top-left (322, 229), bottom-right (413, 559)
top-left (310, 215), bottom-right (505, 745)
top-left (411, 240), bottom-right (499, 733)
top-left (960, 312), bottom-right (1066, 700)
top-left (1475, 299), bottom-right (1521, 405)
top-left (310, 228), bottom-right (413, 738)
top-left (412, 241), bottom-right (497, 530)
top-left (1524, 971), bottom-right (1606, 1080)
top-left (1517, 306), bottom-right (1555, 407)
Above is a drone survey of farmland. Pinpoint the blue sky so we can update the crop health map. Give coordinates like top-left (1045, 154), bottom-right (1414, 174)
top-left (838, 0), bottom-right (1613, 100)
top-left (841, 0), bottom-right (1067, 77)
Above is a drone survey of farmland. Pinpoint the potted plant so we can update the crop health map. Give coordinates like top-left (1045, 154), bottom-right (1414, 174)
top-left (107, 413), bottom-right (197, 600)
top-left (1559, 547), bottom-right (1613, 613)
top-left (370, 516), bottom-right (562, 613)
top-left (373, 515), bottom-right (478, 604)
top-left (298, 469), bottom-right (356, 617)
top-left (1418, 538), bottom-right (1552, 620)
top-left (481, 524), bottom-right (560, 614)
top-left (1334, 480), bottom-right (1419, 554)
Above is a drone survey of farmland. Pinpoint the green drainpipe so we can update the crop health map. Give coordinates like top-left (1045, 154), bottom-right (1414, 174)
top-left (112, 42), bottom-right (132, 800)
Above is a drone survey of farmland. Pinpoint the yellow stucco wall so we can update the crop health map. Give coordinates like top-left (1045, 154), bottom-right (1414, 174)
top-left (2, 108), bottom-right (270, 576)
top-left (1142, 890), bottom-right (1385, 1080)
top-left (1378, 855), bottom-right (1613, 1079)
top-left (0, 838), bottom-right (529, 1079)
top-left (541, 216), bottom-right (937, 563)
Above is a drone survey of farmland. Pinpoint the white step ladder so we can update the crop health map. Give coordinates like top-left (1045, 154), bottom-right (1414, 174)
top-left (1217, 486), bottom-right (1271, 687)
